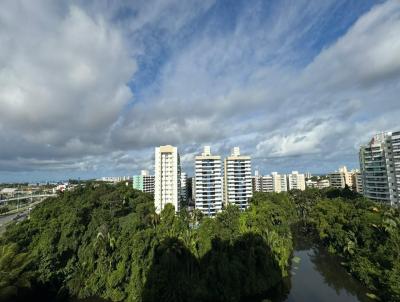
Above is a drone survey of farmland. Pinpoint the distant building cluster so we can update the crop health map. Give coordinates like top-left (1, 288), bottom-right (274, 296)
top-left (126, 130), bottom-right (400, 216)
top-left (328, 166), bottom-right (363, 193)
top-left (132, 145), bottom-right (253, 216)
top-left (97, 176), bottom-right (131, 183)
top-left (252, 171), bottom-right (305, 193)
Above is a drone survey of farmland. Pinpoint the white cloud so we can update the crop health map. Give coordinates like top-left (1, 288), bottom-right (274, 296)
top-left (0, 2), bottom-right (135, 156)
top-left (1, 0), bottom-right (400, 180)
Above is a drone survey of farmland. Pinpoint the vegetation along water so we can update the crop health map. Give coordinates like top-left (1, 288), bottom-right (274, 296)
top-left (0, 183), bottom-right (399, 301)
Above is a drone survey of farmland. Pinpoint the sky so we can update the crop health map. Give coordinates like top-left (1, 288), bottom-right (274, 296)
top-left (1, 0), bottom-right (400, 182)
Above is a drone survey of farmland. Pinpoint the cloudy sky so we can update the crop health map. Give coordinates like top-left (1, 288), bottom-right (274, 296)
top-left (1, 0), bottom-right (400, 182)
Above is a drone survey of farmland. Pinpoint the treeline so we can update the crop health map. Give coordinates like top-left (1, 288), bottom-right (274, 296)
top-left (305, 190), bottom-right (400, 301)
top-left (0, 183), bottom-right (294, 302)
top-left (0, 184), bottom-right (399, 301)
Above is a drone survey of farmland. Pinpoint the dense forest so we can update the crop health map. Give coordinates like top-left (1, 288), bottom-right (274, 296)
top-left (0, 183), bottom-right (399, 301)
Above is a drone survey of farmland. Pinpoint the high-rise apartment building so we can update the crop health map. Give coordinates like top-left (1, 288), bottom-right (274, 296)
top-left (359, 132), bottom-right (399, 205)
top-left (392, 131), bottom-right (400, 202)
top-left (224, 147), bottom-right (252, 210)
top-left (154, 145), bottom-right (181, 213)
top-left (287, 171), bottom-right (306, 191)
top-left (180, 172), bottom-right (188, 205)
top-left (194, 146), bottom-right (223, 216)
top-left (132, 170), bottom-right (155, 193)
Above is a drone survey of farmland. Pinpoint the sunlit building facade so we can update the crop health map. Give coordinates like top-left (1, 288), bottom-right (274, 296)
top-left (194, 146), bottom-right (223, 216)
top-left (224, 147), bottom-right (252, 210)
top-left (154, 145), bottom-right (181, 213)
top-left (359, 132), bottom-right (399, 205)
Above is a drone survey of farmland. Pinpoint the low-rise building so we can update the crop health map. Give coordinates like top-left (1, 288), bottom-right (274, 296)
top-left (252, 172), bottom-right (287, 193)
top-left (317, 179), bottom-right (330, 189)
top-left (306, 178), bottom-right (330, 189)
top-left (328, 166), bottom-right (354, 189)
top-left (133, 170), bottom-right (155, 194)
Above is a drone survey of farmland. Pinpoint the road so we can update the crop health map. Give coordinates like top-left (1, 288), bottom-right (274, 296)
top-left (0, 210), bottom-right (29, 234)
top-left (0, 196), bottom-right (51, 235)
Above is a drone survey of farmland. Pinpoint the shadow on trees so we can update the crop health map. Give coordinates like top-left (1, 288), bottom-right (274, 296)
top-left (142, 233), bottom-right (283, 302)
top-left (0, 280), bottom-right (69, 302)
top-left (290, 221), bottom-right (318, 251)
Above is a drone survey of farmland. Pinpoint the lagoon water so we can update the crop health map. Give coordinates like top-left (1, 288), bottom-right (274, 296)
top-left (270, 239), bottom-right (375, 302)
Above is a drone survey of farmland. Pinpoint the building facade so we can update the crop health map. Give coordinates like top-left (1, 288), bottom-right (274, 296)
top-left (180, 172), bottom-right (188, 205)
top-left (154, 145), bottom-right (181, 213)
top-left (272, 172), bottom-right (288, 192)
top-left (287, 171), bottom-right (306, 191)
top-left (392, 131), bottom-right (400, 203)
top-left (98, 176), bottom-right (131, 183)
top-left (252, 172), bottom-right (287, 193)
top-left (306, 178), bottom-right (330, 189)
top-left (224, 147), bottom-right (252, 210)
top-left (328, 166), bottom-right (354, 189)
top-left (133, 170), bottom-right (155, 194)
top-left (354, 171), bottom-right (363, 194)
top-left (359, 132), bottom-right (399, 205)
top-left (317, 179), bottom-right (330, 189)
top-left (194, 146), bottom-right (223, 216)
top-left (252, 170), bottom-right (262, 192)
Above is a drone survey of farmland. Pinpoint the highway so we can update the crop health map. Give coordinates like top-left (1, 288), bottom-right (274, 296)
top-left (0, 210), bottom-right (29, 234)
top-left (0, 195), bottom-right (55, 234)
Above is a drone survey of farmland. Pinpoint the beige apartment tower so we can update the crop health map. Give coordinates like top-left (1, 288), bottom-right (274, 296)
top-left (154, 145), bottom-right (181, 213)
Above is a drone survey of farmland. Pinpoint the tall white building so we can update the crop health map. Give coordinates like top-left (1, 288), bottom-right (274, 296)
top-left (194, 146), bottom-right (223, 216)
top-left (154, 145), bottom-right (181, 213)
top-left (180, 172), bottom-right (188, 205)
top-left (287, 171), bottom-right (306, 191)
top-left (224, 147), bottom-right (252, 210)
top-left (359, 132), bottom-right (399, 205)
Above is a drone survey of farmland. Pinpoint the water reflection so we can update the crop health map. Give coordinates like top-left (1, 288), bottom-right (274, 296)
top-left (269, 227), bottom-right (374, 302)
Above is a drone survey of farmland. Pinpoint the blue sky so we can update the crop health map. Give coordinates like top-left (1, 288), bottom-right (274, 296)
top-left (0, 0), bottom-right (399, 182)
